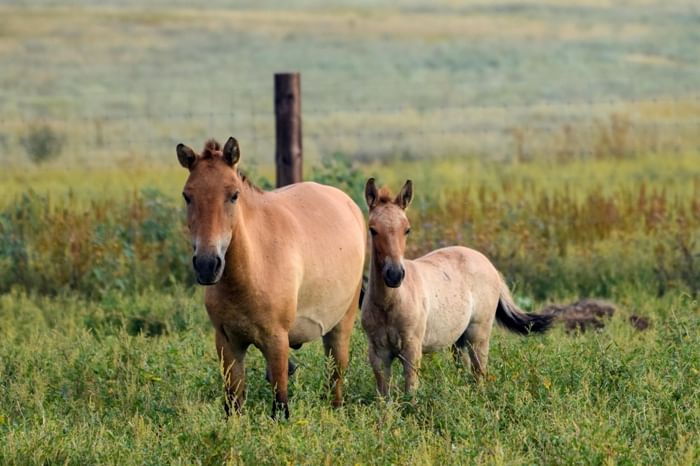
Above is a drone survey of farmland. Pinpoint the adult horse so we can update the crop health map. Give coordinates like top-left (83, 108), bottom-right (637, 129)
top-left (361, 178), bottom-right (552, 397)
top-left (176, 137), bottom-right (365, 418)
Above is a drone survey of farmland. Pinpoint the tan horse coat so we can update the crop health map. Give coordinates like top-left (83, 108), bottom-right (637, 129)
top-left (361, 179), bottom-right (552, 396)
top-left (177, 138), bottom-right (365, 418)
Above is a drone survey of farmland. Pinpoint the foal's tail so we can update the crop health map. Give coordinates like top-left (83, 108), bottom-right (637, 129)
top-left (496, 281), bottom-right (553, 335)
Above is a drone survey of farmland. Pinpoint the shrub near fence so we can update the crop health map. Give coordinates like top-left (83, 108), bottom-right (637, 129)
top-left (1, 156), bottom-right (698, 300)
top-left (408, 183), bottom-right (700, 299)
top-left (0, 188), bottom-right (192, 297)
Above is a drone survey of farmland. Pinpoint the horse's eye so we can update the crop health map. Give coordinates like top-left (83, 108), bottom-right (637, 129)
top-left (229, 191), bottom-right (239, 203)
top-left (182, 192), bottom-right (191, 204)
top-left (369, 227), bottom-right (377, 236)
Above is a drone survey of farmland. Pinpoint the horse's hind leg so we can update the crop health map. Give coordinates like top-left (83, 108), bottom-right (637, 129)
top-left (322, 290), bottom-right (359, 407)
top-left (451, 328), bottom-right (471, 370)
top-left (464, 322), bottom-right (493, 378)
top-left (265, 359), bottom-right (297, 383)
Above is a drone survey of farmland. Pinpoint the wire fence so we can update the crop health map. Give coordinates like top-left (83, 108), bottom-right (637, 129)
top-left (2, 88), bottom-right (700, 166)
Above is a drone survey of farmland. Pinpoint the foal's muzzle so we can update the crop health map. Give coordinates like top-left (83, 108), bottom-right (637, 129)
top-left (193, 254), bottom-right (224, 285)
top-left (382, 263), bottom-right (405, 288)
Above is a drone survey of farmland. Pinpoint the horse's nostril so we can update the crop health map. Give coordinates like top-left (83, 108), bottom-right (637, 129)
top-left (215, 256), bottom-right (222, 271)
top-left (192, 256), bottom-right (198, 269)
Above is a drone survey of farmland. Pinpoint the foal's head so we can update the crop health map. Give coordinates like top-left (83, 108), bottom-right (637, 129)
top-left (364, 178), bottom-right (413, 288)
top-left (177, 137), bottom-right (254, 285)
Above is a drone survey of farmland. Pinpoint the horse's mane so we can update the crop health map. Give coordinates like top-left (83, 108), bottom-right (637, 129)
top-left (376, 187), bottom-right (395, 205)
top-left (237, 170), bottom-right (262, 193)
top-left (199, 139), bottom-right (262, 193)
top-left (201, 139), bottom-right (222, 159)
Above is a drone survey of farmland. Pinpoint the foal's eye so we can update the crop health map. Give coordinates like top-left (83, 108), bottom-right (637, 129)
top-left (405, 228), bottom-right (411, 235)
top-left (229, 191), bottom-right (239, 203)
top-left (369, 227), bottom-right (377, 236)
top-left (182, 192), bottom-right (191, 205)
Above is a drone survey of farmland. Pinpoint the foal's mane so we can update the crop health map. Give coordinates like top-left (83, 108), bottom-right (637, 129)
top-left (200, 139), bottom-right (262, 193)
top-left (376, 187), bottom-right (395, 205)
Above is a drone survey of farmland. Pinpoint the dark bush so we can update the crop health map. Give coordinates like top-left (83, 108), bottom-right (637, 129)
top-left (20, 123), bottom-right (66, 164)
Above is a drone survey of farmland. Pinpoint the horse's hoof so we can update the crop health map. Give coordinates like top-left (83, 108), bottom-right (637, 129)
top-left (223, 396), bottom-right (243, 419)
top-left (271, 400), bottom-right (290, 420)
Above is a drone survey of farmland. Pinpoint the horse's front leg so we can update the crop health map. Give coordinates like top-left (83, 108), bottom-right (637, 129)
top-left (322, 298), bottom-right (357, 407)
top-left (262, 331), bottom-right (291, 419)
top-left (400, 339), bottom-right (422, 395)
top-left (215, 329), bottom-right (247, 417)
top-left (368, 342), bottom-right (393, 399)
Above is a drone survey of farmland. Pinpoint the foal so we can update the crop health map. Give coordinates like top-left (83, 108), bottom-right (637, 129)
top-left (361, 178), bottom-right (552, 396)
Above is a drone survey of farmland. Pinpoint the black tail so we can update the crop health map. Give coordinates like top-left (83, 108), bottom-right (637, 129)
top-left (496, 292), bottom-right (553, 335)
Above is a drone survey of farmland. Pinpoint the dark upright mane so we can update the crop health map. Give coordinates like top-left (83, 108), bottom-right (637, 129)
top-left (376, 187), bottom-right (394, 205)
top-left (201, 139), bottom-right (222, 159)
top-left (199, 138), bottom-right (262, 193)
top-left (237, 169), bottom-right (263, 193)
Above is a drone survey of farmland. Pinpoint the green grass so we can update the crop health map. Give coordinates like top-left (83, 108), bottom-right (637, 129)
top-left (0, 288), bottom-right (698, 464)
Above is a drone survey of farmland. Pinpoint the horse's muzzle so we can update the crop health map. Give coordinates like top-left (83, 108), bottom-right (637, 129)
top-left (382, 263), bottom-right (405, 288)
top-left (193, 254), bottom-right (224, 285)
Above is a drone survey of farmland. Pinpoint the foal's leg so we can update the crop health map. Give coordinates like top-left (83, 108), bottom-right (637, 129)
top-left (215, 329), bottom-right (247, 416)
top-left (400, 339), bottom-right (422, 394)
top-left (322, 297), bottom-right (357, 407)
top-left (465, 322), bottom-right (493, 378)
top-left (368, 342), bottom-right (392, 398)
top-left (451, 344), bottom-right (471, 370)
top-left (451, 328), bottom-right (472, 370)
top-left (262, 331), bottom-right (291, 419)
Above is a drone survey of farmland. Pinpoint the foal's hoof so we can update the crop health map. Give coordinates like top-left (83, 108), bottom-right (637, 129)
top-left (331, 398), bottom-right (343, 408)
top-left (265, 360), bottom-right (297, 383)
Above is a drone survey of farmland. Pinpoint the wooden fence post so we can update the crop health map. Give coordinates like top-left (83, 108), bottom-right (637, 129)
top-left (274, 72), bottom-right (302, 187)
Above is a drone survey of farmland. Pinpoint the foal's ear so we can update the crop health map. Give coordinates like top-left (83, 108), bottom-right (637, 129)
top-left (223, 137), bottom-right (241, 167)
top-left (395, 179), bottom-right (413, 209)
top-left (365, 178), bottom-right (379, 209)
top-left (176, 143), bottom-right (197, 169)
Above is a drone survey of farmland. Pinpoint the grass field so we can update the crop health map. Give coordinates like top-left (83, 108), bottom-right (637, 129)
top-left (1, 288), bottom-right (698, 464)
top-left (1, 0), bottom-right (699, 464)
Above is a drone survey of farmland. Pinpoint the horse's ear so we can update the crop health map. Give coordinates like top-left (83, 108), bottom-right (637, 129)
top-left (365, 178), bottom-right (379, 209)
top-left (223, 137), bottom-right (241, 167)
top-left (395, 179), bottom-right (413, 209)
top-left (176, 143), bottom-right (197, 169)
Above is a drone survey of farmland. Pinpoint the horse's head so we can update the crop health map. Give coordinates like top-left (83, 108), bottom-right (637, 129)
top-left (364, 178), bottom-right (413, 288)
top-left (177, 136), bottom-right (249, 285)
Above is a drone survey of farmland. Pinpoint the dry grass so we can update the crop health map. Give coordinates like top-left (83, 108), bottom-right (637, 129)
top-left (0, 5), bottom-right (652, 44)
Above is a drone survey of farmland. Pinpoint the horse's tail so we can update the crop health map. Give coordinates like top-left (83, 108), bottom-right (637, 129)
top-left (496, 280), bottom-right (553, 335)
